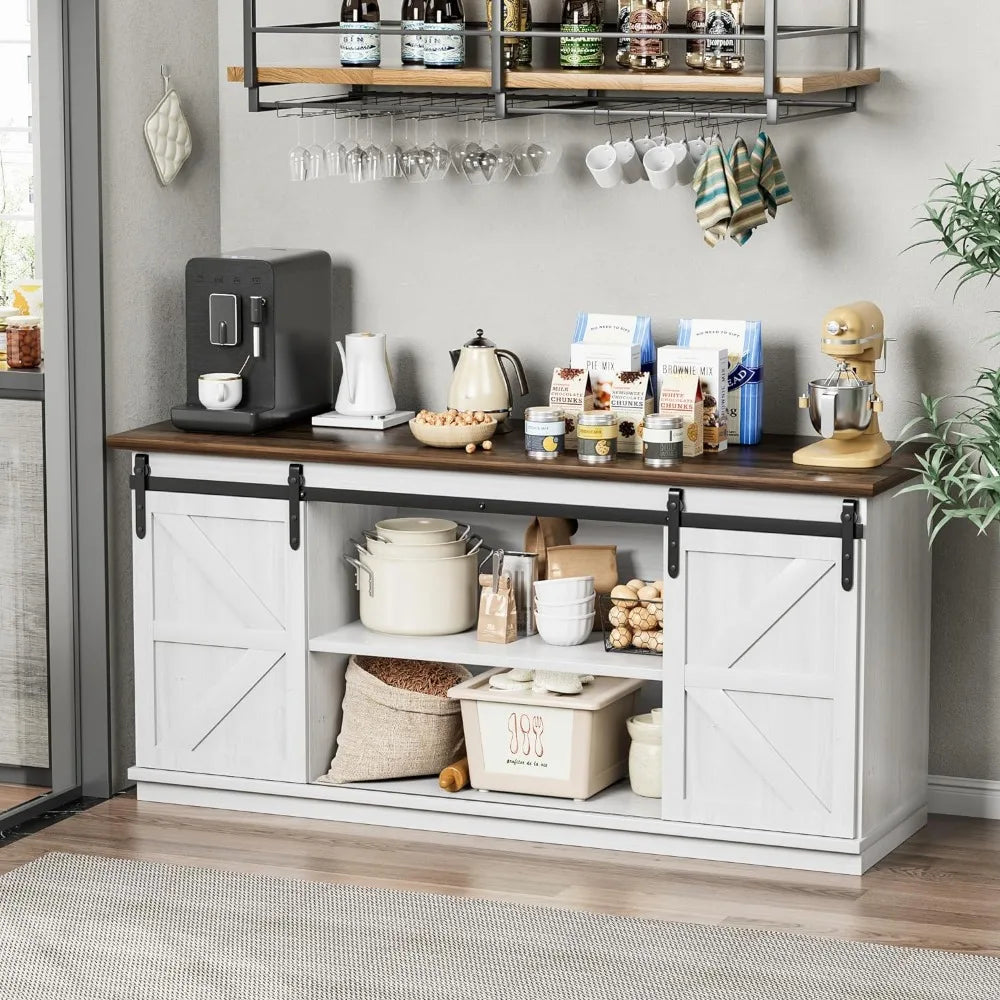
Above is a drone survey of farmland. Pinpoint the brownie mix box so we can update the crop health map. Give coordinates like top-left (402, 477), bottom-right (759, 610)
top-left (657, 374), bottom-right (704, 458)
top-left (657, 346), bottom-right (728, 453)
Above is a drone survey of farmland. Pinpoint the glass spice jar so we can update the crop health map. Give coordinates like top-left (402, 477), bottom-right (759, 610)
top-left (643, 414), bottom-right (684, 467)
top-left (524, 406), bottom-right (566, 460)
top-left (577, 411), bottom-right (618, 465)
top-left (5, 315), bottom-right (42, 369)
top-left (0, 306), bottom-right (19, 360)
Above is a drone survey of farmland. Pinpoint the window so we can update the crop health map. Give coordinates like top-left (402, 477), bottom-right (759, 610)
top-left (0, 0), bottom-right (36, 306)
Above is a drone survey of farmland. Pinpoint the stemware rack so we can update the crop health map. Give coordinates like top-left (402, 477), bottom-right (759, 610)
top-left (235, 0), bottom-right (878, 124)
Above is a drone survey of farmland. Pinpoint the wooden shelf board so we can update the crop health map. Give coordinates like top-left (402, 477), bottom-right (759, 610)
top-left (310, 620), bottom-right (664, 682)
top-left (228, 64), bottom-right (879, 95)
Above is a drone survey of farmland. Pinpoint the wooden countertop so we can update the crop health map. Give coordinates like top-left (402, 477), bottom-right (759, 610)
top-left (106, 421), bottom-right (919, 498)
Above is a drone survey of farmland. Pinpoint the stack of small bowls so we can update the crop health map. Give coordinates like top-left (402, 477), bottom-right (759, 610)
top-left (533, 576), bottom-right (596, 646)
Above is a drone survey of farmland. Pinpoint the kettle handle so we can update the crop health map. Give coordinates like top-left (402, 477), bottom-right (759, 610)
top-left (336, 340), bottom-right (353, 403)
top-left (496, 349), bottom-right (530, 399)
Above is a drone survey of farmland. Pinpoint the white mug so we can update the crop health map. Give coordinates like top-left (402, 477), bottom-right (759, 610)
top-left (585, 144), bottom-right (622, 189)
top-left (643, 146), bottom-right (678, 191)
top-left (687, 137), bottom-right (709, 164)
top-left (199, 373), bottom-right (243, 411)
top-left (668, 142), bottom-right (696, 186)
top-left (633, 135), bottom-right (659, 161)
top-left (613, 139), bottom-right (645, 184)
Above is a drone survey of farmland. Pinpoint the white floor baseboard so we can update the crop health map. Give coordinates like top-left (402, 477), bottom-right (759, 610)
top-left (928, 775), bottom-right (1000, 820)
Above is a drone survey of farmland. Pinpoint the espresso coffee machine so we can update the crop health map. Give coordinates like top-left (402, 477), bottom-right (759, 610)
top-left (171, 248), bottom-right (333, 433)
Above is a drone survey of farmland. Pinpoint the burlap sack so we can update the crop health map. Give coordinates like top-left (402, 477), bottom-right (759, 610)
top-left (320, 658), bottom-right (471, 784)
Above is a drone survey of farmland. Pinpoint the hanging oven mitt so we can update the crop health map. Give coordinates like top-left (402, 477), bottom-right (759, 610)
top-left (727, 137), bottom-right (769, 246)
top-left (693, 138), bottom-right (742, 248)
top-left (751, 131), bottom-right (793, 219)
top-left (143, 67), bottom-right (193, 186)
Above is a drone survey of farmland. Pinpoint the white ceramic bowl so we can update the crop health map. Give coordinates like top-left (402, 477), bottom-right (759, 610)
top-left (535, 610), bottom-right (596, 647)
top-left (533, 576), bottom-right (595, 602)
top-left (375, 517), bottom-right (458, 545)
top-left (534, 594), bottom-right (596, 616)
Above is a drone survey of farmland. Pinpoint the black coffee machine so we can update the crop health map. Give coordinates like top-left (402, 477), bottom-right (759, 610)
top-left (171, 248), bottom-right (333, 433)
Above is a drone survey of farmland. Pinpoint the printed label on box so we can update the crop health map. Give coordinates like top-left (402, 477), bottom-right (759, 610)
top-left (477, 701), bottom-right (573, 781)
top-left (609, 371), bottom-right (654, 455)
top-left (549, 367), bottom-right (594, 450)
top-left (657, 346), bottom-right (728, 453)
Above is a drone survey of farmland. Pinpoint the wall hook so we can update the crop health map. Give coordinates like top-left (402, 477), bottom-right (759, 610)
top-left (160, 64), bottom-right (171, 96)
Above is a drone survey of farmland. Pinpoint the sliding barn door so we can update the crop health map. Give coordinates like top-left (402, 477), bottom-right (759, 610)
top-left (133, 492), bottom-right (307, 782)
top-left (662, 528), bottom-right (859, 838)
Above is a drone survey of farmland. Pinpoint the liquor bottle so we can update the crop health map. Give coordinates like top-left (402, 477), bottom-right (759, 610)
top-left (626, 0), bottom-right (669, 71)
top-left (423, 0), bottom-right (466, 67)
top-left (616, 0), bottom-right (629, 67)
top-left (685, 0), bottom-right (705, 69)
top-left (518, 0), bottom-right (533, 67)
top-left (487, 0), bottom-right (521, 70)
top-left (340, 0), bottom-right (382, 67)
top-left (560, 0), bottom-right (603, 70)
top-left (401, 0), bottom-right (425, 64)
top-left (704, 0), bottom-right (744, 73)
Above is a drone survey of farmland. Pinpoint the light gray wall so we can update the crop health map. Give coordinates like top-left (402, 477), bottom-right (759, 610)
top-left (216, 0), bottom-right (1000, 781)
top-left (100, 0), bottom-right (221, 787)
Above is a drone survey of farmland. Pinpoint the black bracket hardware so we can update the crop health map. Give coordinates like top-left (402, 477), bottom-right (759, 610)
top-left (133, 453), bottom-right (150, 540)
top-left (840, 499), bottom-right (860, 592)
top-left (666, 488), bottom-right (683, 579)
top-left (288, 464), bottom-right (304, 551)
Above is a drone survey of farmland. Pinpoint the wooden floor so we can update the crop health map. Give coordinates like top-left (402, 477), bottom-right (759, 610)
top-left (1, 796), bottom-right (998, 955)
top-left (0, 783), bottom-right (48, 812)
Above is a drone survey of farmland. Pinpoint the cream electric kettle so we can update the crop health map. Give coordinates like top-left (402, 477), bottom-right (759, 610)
top-left (447, 329), bottom-right (529, 431)
top-left (335, 332), bottom-right (397, 418)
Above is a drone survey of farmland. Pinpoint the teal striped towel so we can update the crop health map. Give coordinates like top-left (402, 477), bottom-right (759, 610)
top-left (693, 138), bottom-right (742, 248)
top-left (751, 131), bottom-right (793, 218)
top-left (728, 137), bottom-right (769, 246)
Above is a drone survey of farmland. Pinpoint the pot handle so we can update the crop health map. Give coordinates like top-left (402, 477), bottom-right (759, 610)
top-left (455, 523), bottom-right (472, 542)
top-left (466, 535), bottom-right (485, 557)
top-left (343, 552), bottom-right (374, 598)
top-left (478, 547), bottom-right (496, 571)
top-left (819, 391), bottom-right (837, 439)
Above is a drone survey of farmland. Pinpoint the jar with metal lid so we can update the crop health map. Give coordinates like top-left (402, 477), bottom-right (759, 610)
top-left (5, 315), bottom-right (41, 369)
top-left (577, 411), bottom-right (618, 465)
top-left (643, 414), bottom-right (684, 468)
top-left (0, 306), bottom-right (19, 359)
top-left (524, 406), bottom-right (566, 460)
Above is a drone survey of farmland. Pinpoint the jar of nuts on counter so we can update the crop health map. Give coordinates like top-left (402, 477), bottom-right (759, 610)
top-left (0, 306), bottom-right (20, 359)
top-left (5, 315), bottom-right (42, 369)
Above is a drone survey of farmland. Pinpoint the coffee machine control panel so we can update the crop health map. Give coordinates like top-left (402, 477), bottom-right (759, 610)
top-left (209, 293), bottom-right (240, 347)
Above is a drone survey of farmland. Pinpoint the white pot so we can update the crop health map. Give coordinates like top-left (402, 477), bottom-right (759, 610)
top-left (375, 517), bottom-right (459, 545)
top-left (626, 708), bottom-right (662, 799)
top-left (345, 547), bottom-right (479, 635)
top-left (364, 529), bottom-right (475, 560)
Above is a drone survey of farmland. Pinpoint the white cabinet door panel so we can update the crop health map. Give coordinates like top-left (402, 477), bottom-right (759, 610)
top-left (134, 492), bottom-right (307, 782)
top-left (663, 528), bottom-right (858, 838)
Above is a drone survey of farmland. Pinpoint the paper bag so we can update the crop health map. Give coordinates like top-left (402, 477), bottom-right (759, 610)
top-left (477, 574), bottom-right (518, 644)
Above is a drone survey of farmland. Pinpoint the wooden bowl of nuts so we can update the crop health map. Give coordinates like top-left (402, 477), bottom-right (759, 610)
top-left (409, 409), bottom-right (498, 449)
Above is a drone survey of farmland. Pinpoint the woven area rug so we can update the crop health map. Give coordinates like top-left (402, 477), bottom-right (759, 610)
top-left (1, 853), bottom-right (998, 1000)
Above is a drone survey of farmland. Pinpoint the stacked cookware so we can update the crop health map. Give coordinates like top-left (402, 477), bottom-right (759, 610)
top-left (346, 517), bottom-right (484, 635)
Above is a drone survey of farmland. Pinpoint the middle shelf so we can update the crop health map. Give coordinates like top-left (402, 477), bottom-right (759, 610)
top-left (310, 620), bottom-right (665, 681)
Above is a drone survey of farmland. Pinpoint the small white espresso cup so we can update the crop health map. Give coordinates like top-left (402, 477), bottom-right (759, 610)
top-left (643, 146), bottom-right (678, 190)
top-left (586, 143), bottom-right (622, 189)
top-left (613, 139), bottom-right (645, 184)
top-left (668, 141), bottom-right (696, 186)
top-left (199, 372), bottom-right (243, 411)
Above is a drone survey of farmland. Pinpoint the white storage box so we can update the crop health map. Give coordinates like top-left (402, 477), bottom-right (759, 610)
top-left (448, 669), bottom-right (642, 800)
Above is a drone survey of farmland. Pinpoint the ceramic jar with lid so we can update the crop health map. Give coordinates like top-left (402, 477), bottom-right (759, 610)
top-left (5, 315), bottom-right (41, 369)
top-left (577, 411), bottom-right (618, 465)
top-left (626, 707), bottom-right (662, 798)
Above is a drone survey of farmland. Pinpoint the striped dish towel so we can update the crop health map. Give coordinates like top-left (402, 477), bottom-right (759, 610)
top-left (728, 137), bottom-right (768, 245)
top-left (693, 138), bottom-right (742, 247)
top-left (751, 131), bottom-right (793, 218)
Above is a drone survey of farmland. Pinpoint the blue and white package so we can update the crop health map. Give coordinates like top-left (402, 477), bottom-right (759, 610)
top-left (677, 319), bottom-right (763, 445)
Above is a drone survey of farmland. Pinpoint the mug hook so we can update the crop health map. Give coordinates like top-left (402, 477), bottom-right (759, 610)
top-left (160, 64), bottom-right (171, 96)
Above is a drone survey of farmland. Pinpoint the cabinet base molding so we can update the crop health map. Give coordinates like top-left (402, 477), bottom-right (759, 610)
top-left (928, 775), bottom-right (1000, 820)
top-left (131, 769), bottom-right (927, 876)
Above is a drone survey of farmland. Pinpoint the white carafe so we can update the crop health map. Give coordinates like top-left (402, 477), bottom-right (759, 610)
top-left (335, 332), bottom-right (397, 418)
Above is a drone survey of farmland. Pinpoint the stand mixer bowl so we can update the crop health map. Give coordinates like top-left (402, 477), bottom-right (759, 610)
top-left (805, 379), bottom-right (874, 439)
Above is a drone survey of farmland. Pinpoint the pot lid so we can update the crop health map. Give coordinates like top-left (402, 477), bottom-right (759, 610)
top-left (462, 328), bottom-right (495, 349)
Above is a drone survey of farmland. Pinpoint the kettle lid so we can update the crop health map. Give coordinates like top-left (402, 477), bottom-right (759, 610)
top-left (463, 328), bottom-right (495, 349)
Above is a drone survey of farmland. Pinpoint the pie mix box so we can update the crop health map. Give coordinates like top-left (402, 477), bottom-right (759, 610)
top-left (657, 374), bottom-right (704, 458)
top-left (608, 371), bottom-right (654, 455)
top-left (548, 367), bottom-right (594, 451)
top-left (657, 346), bottom-right (728, 453)
top-left (677, 319), bottom-right (763, 445)
top-left (570, 313), bottom-right (655, 410)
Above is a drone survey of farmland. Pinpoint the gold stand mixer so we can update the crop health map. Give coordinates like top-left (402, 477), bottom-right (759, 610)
top-left (793, 301), bottom-right (891, 469)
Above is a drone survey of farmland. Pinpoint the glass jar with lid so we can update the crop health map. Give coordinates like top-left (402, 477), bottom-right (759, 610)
top-left (577, 411), bottom-right (618, 465)
top-left (5, 316), bottom-right (42, 369)
top-left (0, 306), bottom-right (19, 360)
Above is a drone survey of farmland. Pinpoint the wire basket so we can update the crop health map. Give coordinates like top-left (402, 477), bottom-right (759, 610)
top-left (597, 595), bottom-right (663, 655)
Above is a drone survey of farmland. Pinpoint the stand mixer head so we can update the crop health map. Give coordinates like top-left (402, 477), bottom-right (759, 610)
top-left (793, 301), bottom-right (892, 469)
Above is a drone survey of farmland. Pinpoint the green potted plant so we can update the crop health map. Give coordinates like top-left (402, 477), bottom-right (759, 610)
top-left (902, 160), bottom-right (1000, 541)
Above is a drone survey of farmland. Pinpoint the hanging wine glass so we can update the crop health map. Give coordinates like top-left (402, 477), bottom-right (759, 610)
top-left (381, 116), bottom-right (404, 180)
top-left (289, 116), bottom-right (308, 182)
top-left (459, 118), bottom-right (489, 185)
top-left (324, 116), bottom-right (347, 177)
top-left (345, 117), bottom-right (368, 185)
top-left (362, 117), bottom-right (384, 182)
top-left (425, 119), bottom-right (451, 182)
top-left (533, 114), bottom-right (561, 175)
top-left (484, 120), bottom-right (514, 184)
top-left (451, 119), bottom-right (478, 174)
top-left (306, 118), bottom-right (325, 180)
top-left (403, 118), bottom-right (431, 184)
